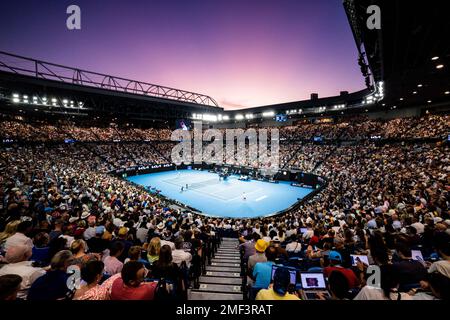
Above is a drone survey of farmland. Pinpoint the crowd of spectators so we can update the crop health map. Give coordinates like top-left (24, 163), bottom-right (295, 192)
top-left (0, 112), bottom-right (448, 300)
top-left (279, 114), bottom-right (449, 140)
top-left (1, 114), bottom-right (448, 142)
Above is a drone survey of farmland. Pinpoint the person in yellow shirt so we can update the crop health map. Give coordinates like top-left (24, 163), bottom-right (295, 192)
top-left (256, 267), bottom-right (300, 300)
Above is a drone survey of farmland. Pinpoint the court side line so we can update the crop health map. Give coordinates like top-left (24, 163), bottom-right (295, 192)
top-left (255, 195), bottom-right (267, 202)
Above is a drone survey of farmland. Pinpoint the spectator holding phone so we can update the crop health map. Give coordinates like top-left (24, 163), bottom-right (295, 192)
top-left (392, 242), bottom-right (427, 290)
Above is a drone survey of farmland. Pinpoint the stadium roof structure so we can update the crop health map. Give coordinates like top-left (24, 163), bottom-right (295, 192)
top-left (345, 0), bottom-right (450, 110)
top-left (0, 51), bottom-right (221, 122)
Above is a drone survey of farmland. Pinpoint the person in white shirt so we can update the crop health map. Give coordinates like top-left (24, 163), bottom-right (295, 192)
top-left (302, 225), bottom-right (314, 241)
top-left (83, 222), bottom-right (96, 241)
top-left (0, 244), bottom-right (46, 299)
top-left (285, 226), bottom-right (297, 239)
top-left (136, 224), bottom-right (149, 244)
top-left (285, 235), bottom-right (302, 253)
top-left (171, 237), bottom-right (192, 268)
top-left (410, 217), bottom-right (425, 234)
top-left (4, 221), bottom-right (33, 251)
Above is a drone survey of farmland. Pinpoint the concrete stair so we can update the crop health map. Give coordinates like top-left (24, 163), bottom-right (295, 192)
top-left (188, 237), bottom-right (243, 300)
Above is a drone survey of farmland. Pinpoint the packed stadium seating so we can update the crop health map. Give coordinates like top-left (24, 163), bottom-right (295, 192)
top-left (0, 113), bottom-right (449, 301)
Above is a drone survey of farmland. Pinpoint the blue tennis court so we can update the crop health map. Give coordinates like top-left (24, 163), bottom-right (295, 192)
top-left (127, 169), bottom-right (313, 218)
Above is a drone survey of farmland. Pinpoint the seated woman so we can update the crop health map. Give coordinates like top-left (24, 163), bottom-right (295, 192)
top-left (73, 260), bottom-right (109, 300)
top-left (125, 245), bottom-right (151, 268)
top-left (70, 239), bottom-right (99, 268)
top-left (151, 245), bottom-right (184, 295)
top-left (146, 237), bottom-right (161, 265)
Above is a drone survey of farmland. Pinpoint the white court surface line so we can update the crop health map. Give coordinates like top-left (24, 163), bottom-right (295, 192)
top-left (255, 195), bottom-right (267, 202)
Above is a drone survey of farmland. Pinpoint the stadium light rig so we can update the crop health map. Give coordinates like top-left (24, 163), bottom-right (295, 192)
top-left (262, 111), bottom-right (275, 117)
top-left (363, 81), bottom-right (384, 105)
top-left (9, 92), bottom-right (86, 110)
top-left (12, 93), bottom-right (20, 103)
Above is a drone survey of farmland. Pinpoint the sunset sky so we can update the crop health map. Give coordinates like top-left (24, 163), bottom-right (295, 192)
top-left (0, 0), bottom-right (364, 109)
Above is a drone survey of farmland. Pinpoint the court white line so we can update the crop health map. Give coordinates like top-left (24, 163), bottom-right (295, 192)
top-left (255, 195), bottom-right (267, 202)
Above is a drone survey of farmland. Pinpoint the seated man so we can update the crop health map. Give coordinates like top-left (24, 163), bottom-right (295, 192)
top-left (256, 267), bottom-right (300, 300)
top-left (285, 234), bottom-right (302, 254)
top-left (323, 251), bottom-right (359, 289)
top-left (110, 261), bottom-right (157, 300)
top-left (172, 237), bottom-right (192, 268)
top-left (239, 233), bottom-right (260, 261)
top-left (316, 270), bottom-right (350, 300)
top-left (247, 239), bottom-right (268, 286)
top-left (27, 250), bottom-right (74, 300)
top-left (392, 242), bottom-right (427, 289)
top-left (252, 246), bottom-right (277, 289)
top-left (0, 244), bottom-right (46, 299)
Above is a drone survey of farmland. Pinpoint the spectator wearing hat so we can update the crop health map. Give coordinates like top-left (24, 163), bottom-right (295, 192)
top-left (104, 241), bottom-right (125, 276)
top-left (110, 261), bottom-right (157, 300)
top-left (256, 267), bottom-right (300, 300)
top-left (0, 274), bottom-right (23, 300)
top-left (115, 227), bottom-right (133, 262)
top-left (27, 250), bottom-right (74, 300)
top-left (0, 244), bottom-right (46, 299)
top-left (247, 239), bottom-right (268, 286)
top-left (323, 251), bottom-right (359, 289)
top-left (154, 222), bottom-right (165, 237)
top-left (252, 246), bottom-right (277, 289)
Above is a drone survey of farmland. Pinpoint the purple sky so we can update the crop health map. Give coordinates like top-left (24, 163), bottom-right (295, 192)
top-left (0, 0), bottom-right (364, 109)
